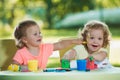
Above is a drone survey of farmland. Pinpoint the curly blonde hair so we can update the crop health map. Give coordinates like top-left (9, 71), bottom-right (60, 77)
top-left (80, 20), bottom-right (111, 48)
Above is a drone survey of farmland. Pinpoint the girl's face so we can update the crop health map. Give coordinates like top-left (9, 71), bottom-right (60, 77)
top-left (86, 29), bottom-right (104, 53)
top-left (23, 25), bottom-right (42, 47)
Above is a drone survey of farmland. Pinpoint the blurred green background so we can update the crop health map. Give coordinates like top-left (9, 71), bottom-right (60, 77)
top-left (0, 0), bottom-right (120, 69)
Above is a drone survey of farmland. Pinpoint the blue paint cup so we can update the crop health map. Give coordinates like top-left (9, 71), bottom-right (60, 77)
top-left (77, 59), bottom-right (87, 71)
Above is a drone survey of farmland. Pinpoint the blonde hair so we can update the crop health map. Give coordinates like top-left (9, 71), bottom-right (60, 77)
top-left (80, 20), bottom-right (111, 48)
top-left (14, 20), bottom-right (39, 49)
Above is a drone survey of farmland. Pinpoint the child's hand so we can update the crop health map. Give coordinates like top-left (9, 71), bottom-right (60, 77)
top-left (62, 49), bottom-right (76, 60)
top-left (20, 65), bottom-right (30, 72)
top-left (82, 41), bottom-right (87, 45)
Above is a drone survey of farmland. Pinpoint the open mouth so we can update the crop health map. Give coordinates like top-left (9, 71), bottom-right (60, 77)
top-left (37, 39), bottom-right (41, 42)
top-left (92, 45), bottom-right (98, 47)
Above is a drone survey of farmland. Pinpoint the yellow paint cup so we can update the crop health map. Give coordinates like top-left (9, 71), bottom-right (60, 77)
top-left (28, 60), bottom-right (38, 72)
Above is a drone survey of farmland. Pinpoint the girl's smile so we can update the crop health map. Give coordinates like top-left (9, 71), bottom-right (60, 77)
top-left (37, 39), bottom-right (42, 42)
top-left (92, 44), bottom-right (99, 47)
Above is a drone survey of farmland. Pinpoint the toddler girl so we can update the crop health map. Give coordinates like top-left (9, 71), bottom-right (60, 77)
top-left (62, 20), bottom-right (112, 69)
top-left (12, 20), bottom-right (82, 71)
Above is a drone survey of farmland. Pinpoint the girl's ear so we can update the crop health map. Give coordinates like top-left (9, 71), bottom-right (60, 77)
top-left (21, 37), bottom-right (27, 44)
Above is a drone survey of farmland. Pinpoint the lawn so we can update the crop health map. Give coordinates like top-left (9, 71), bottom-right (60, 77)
top-left (42, 27), bottom-right (120, 39)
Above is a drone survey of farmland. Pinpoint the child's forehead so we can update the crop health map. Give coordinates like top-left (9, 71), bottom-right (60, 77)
top-left (26, 25), bottom-right (40, 32)
top-left (27, 25), bottom-right (40, 29)
top-left (87, 29), bottom-right (104, 37)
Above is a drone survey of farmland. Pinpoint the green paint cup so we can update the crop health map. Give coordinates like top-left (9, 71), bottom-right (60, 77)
top-left (61, 59), bottom-right (70, 68)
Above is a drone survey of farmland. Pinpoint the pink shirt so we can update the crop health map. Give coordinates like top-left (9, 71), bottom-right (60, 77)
top-left (13, 43), bottom-right (53, 69)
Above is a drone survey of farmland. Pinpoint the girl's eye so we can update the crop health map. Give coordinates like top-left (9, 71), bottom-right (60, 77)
top-left (98, 38), bottom-right (103, 40)
top-left (34, 33), bottom-right (37, 36)
top-left (33, 32), bottom-right (42, 36)
top-left (90, 37), bottom-right (94, 39)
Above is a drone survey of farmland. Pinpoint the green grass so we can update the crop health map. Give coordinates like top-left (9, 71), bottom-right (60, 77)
top-left (42, 27), bottom-right (120, 39)
top-left (109, 27), bottom-right (120, 39)
top-left (112, 64), bottom-right (120, 67)
top-left (42, 28), bottom-right (78, 38)
top-left (0, 27), bottom-right (120, 39)
top-left (47, 58), bottom-right (61, 68)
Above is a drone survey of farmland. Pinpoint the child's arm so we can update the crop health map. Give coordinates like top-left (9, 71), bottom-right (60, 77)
top-left (53, 38), bottom-right (82, 51)
top-left (62, 49), bottom-right (76, 60)
top-left (89, 51), bottom-right (107, 61)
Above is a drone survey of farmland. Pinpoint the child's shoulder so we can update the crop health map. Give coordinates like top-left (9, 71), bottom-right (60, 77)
top-left (17, 47), bottom-right (27, 52)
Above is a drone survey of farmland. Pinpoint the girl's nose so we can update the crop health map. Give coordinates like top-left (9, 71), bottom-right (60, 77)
top-left (94, 39), bottom-right (98, 43)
